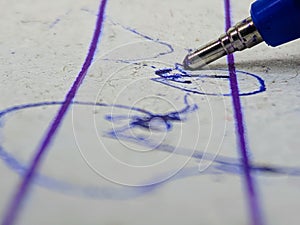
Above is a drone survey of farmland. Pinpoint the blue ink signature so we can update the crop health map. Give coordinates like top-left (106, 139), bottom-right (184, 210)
top-left (151, 64), bottom-right (266, 96)
top-left (100, 19), bottom-right (266, 96)
top-left (104, 95), bottom-right (198, 142)
top-left (0, 18), bottom-right (270, 200)
top-left (1, 99), bottom-right (299, 200)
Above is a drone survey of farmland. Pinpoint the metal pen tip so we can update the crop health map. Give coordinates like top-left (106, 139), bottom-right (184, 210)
top-left (183, 39), bottom-right (226, 70)
top-left (182, 55), bottom-right (193, 70)
top-left (183, 17), bottom-right (263, 70)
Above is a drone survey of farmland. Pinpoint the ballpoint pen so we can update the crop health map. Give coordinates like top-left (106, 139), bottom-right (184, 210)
top-left (183, 0), bottom-right (300, 70)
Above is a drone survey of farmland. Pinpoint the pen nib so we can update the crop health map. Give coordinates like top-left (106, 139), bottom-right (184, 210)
top-left (183, 17), bottom-right (263, 70)
top-left (183, 48), bottom-right (212, 70)
top-left (183, 55), bottom-right (193, 70)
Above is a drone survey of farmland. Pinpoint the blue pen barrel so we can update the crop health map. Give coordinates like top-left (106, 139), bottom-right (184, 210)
top-left (250, 0), bottom-right (300, 46)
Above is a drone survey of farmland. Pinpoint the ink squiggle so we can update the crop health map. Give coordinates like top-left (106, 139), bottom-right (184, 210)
top-left (1, 8), bottom-right (268, 212)
top-left (0, 100), bottom-right (300, 200)
top-left (107, 18), bottom-right (174, 60)
top-left (104, 95), bottom-right (198, 141)
top-left (151, 64), bottom-right (266, 96)
top-left (99, 20), bottom-right (266, 96)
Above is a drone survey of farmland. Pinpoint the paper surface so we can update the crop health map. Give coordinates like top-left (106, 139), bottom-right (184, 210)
top-left (1, 0), bottom-right (300, 224)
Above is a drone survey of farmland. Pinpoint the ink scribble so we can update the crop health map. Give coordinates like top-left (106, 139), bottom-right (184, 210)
top-left (0, 17), bottom-right (269, 201)
top-left (104, 94), bottom-right (198, 142)
top-left (0, 99), bottom-right (300, 201)
top-left (100, 19), bottom-right (266, 96)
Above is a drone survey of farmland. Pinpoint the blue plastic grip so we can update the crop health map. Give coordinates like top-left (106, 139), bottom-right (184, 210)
top-left (250, 0), bottom-right (300, 47)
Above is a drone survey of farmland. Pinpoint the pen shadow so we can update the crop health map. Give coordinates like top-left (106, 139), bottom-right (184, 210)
top-left (207, 57), bottom-right (300, 73)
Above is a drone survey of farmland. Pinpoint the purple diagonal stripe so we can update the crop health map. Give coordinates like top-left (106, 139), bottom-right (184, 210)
top-left (224, 0), bottom-right (264, 225)
top-left (1, 1), bottom-right (108, 225)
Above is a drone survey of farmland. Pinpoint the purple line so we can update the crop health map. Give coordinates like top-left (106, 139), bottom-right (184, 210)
top-left (1, 1), bottom-right (108, 225)
top-left (224, 1), bottom-right (264, 225)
